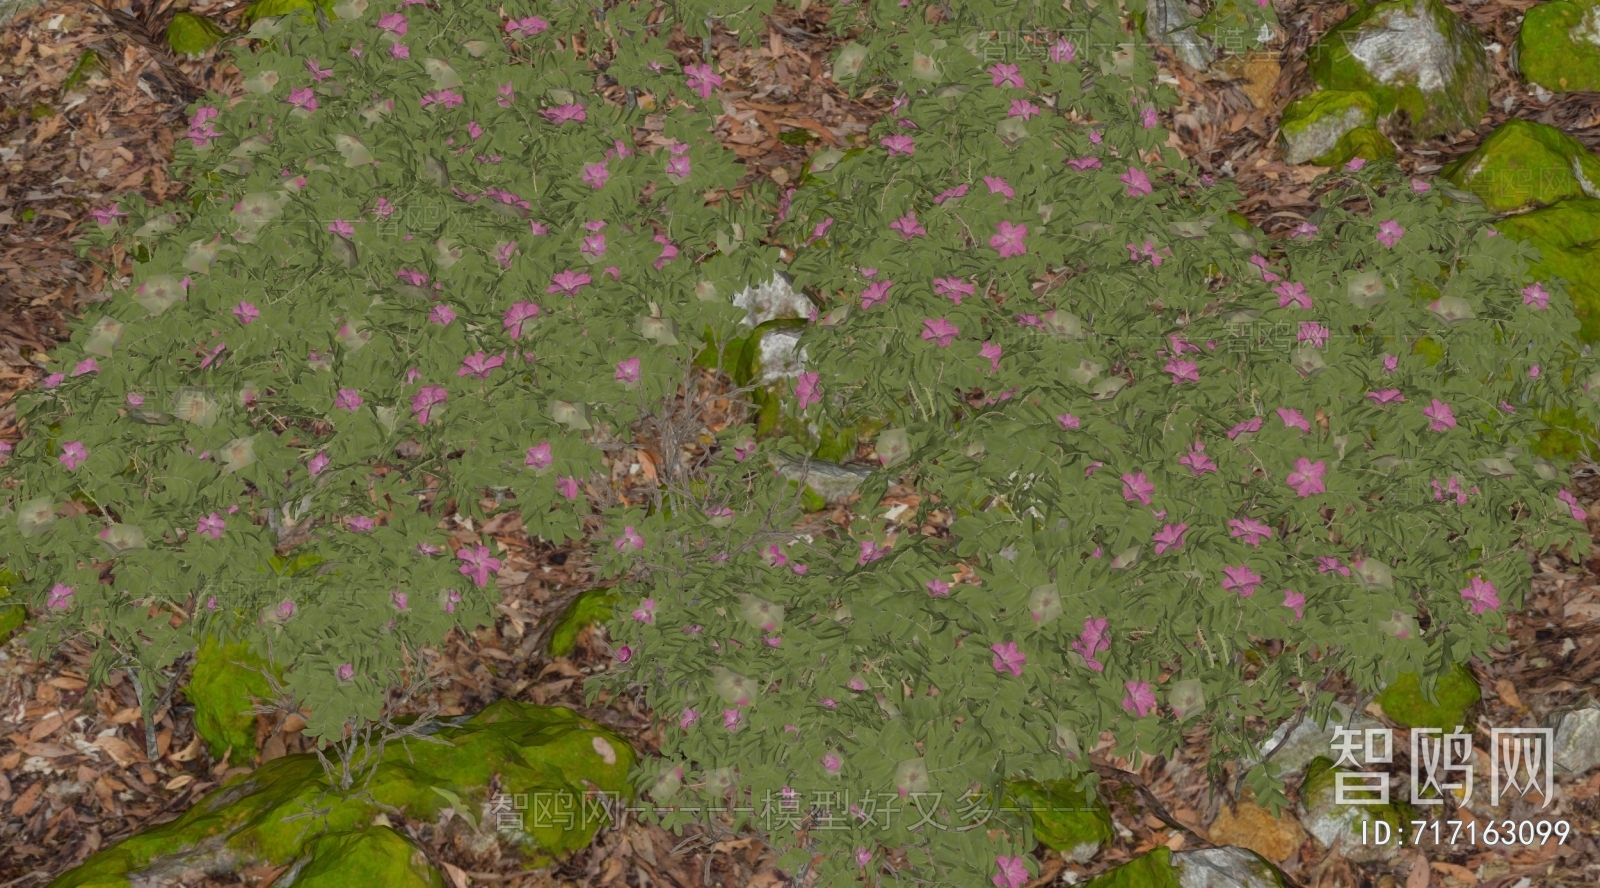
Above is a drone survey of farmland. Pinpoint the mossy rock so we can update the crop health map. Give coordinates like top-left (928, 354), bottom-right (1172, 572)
top-left (291, 825), bottom-right (444, 888)
top-left (548, 588), bottom-right (620, 657)
top-left (1319, 125), bottom-right (1396, 168)
top-left (186, 636), bottom-right (277, 762)
top-left (1298, 756), bottom-right (1414, 863)
top-left (48, 700), bottom-right (635, 888)
top-left (1375, 663), bottom-right (1482, 730)
top-left (1084, 847), bottom-right (1181, 888)
top-left (1537, 403), bottom-right (1599, 461)
top-left (0, 604), bottom-right (24, 644)
top-left (1440, 119), bottom-right (1600, 212)
top-left (1494, 197), bottom-right (1600, 343)
top-left (1306, 0), bottom-right (1491, 140)
top-left (166, 12), bottom-right (226, 57)
top-left (1005, 778), bottom-right (1112, 862)
top-left (242, 0), bottom-right (335, 25)
top-left (1085, 846), bottom-right (1291, 887)
top-left (1279, 90), bottom-right (1379, 165)
top-left (1518, 1), bottom-right (1600, 93)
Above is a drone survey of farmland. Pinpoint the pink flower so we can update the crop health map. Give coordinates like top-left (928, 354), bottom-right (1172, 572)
top-left (1411, 177), bottom-right (1431, 192)
top-left (858, 540), bottom-right (887, 565)
top-left (1423, 399), bottom-right (1457, 432)
top-left (1122, 681), bottom-right (1157, 717)
top-left (881, 134), bottom-right (915, 156)
top-left (503, 302), bottom-right (541, 339)
top-left (197, 513), bottom-right (226, 539)
top-left (683, 63), bottom-right (723, 99)
top-left (934, 183), bottom-right (968, 204)
top-left (232, 301), bottom-right (261, 325)
top-left (543, 104), bottom-right (587, 125)
top-left (327, 219), bottom-right (355, 239)
top-left (411, 385), bottom-right (448, 425)
top-left (91, 204), bottom-right (126, 225)
top-left (823, 751), bottom-right (843, 772)
top-left (988, 63), bottom-right (1023, 88)
top-left (1460, 577), bottom-right (1500, 615)
top-left (1383, 354), bottom-right (1399, 373)
top-left (504, 16), bottom-right (548, 37)
top-left (1227, 417), bottom-right (1263, 439)
top-left (1291, 222), bottom-right (1319, 239)
top-left (457, 544), bottom-right (502, 587)
top-left (990, 221), bottom-right (1027, 258)
top-left (377, 11), bottom-right (407, 35)
top-left (1057, 413), bottom-right (1080, 430)
top-left (47, 584), bottom-right (74, 610)
top-left (429, 304), bottom-right (457, 326)
top-left (1559, 489), bottom-right (1588, 522)
top-left (807, 217), bottom-right (834, 244)
top-left (1165, 359), bottom-right (1199, 384)
top-left (861, 279), bottom-right (894, 309)
top-left (397, 268), bottom-right (427, 287)
top-left (679, 709), bottom-right (700, 730)
top-left (921, 318), bottom-right (959, 347)
top-left (1298, 322), bottom-right (1329, 348)
top-left (497, 82), bottom-right (515, 107)
top-left (416, 543), bottom-right (440, 556)
top-left (631, 598), bottom-right (657, 624)
top-left (1153, 522), bottom-right (1188, 555)
top-left (309, 451), bottom-right (330, 475)
top-left (934, 277), bottom-right (974, 304)
top-left (458, 352), bottom-right (504, 379)
top-left (1141, 106), bottom-right (1159, 129)
top-left (275, 599), bottom-right (296, 621)
top-left (1072, 618), bottom-right (1110, 671)
top-left (348, 516), bottom-right (375, 532)
top-left (615, 526), bottom-right (645, 551)
top-left (1530, 364), bottom-right (1541, 379)
top-left (1316, 556), bottom-right (1350, 577)
top-left (1066, 157), bottom-right (1102, 171)
top-left (1286, 458), bottom-right (1327, 497)
top-left (982, 176), bottom-right (1015, 199)
top-left (1121, 472), bottom-right (1154, 505)
top-left (1283, 589), bottom-right (1306, 621)
top-left (993, 855), bottom-right (1030, 888)
top-left (337, 663), bottom-right (355, 682)
top-left (389, 43), bottom-right (410, 59)
top-left (1179, 443), bottom-right (1217, 476)
top-left (1222, 564), bottom-right (1262, 597)
top-left (1008, 100), bottom-right (1040, 120)
top-left (1523, 282), bottom-right (1550, 310)
top-left (286, 87), bottom-right (317, 113)
top-left (1228, 517), bottom-right (1273, 547)
top-left (1274, 282), bottom-right (1311, 309)
top-left (556, 476), bottom-right (580, 500)
top-left (615, 357), bottom-right (642, 384)
top-left (41, 373), bottom-right (64, 389)
top-left (1277, 407), bottom-right (1310, 433)
top-left (548, 270), bottom-right (592, 295)
top-left (582, 161), bottom-right (609, 189)
top-left (1050, 39), bottom-right (1076, 63)
top-left (653, 234), bottom-right (679, 269)
top-left (59, 441), bottom-right (88, 469)
top-left (335, 389), bottom-right (363, 411)
top-left (796, 372), bottom-right (821, 410)
top-left (1346, 157), bottom-right (1367, 172)
top-left (980, 341), bottom-right (1003, 371)
top-left (1367, 389), bottom-right (1404, 405)
top-left (525, 442), bottom-right (553, 469)
top-left (991, 641), bottom-right (1026, 676)
top-left (926, 578), bottom-right (951, 597)
top-left (126, 393), bottom-right (143, 407)
top-left (391, 590), bottom-right (409, 611)
top-left (1120, 167), bottom-right (1152, 197)
top-left (890, 211), bottom-right (926, 238)
top-left (1376, 220), bottom-right (1405, 248)
top-left (72, 358), bottom-right (99, 377)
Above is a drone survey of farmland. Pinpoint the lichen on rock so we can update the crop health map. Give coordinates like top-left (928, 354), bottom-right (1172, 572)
top-left (1278, 90), bottom-right (1380, 165)
top-left (1442, 118), bottom-right (1600, 212)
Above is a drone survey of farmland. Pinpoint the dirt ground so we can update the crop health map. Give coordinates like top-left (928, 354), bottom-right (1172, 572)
top-left (5, 2), bottom-right (1600, 886)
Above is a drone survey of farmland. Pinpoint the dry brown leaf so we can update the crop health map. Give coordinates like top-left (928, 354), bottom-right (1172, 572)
top-left (168, 733), bottom-right (203, 764)
top-left (92, 734), bottom-right (140, 767)
top-left (442, 860), bottom-right (470, 888)
top-left (28, 708), bottom-right (78, 742)
top-left (163, 774), bottom-right (194, 792)
top-left (1493, 678), bottom-right (1523, 709)
top-left (1405, 851), bottom-right (1431, 888)
top-left (109, 707), bottom-right (143, 725)
top-left (9, 780), bottom-right (41, 818)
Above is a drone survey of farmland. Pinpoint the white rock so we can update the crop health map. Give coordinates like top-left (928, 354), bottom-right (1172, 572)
top-left (1550, 706), bottom-right (1600, 775)
top-left (1241, 703), bottom-right (1383, 778)
top-left (1173, 847), bottom-right (1286, 888)
top-left (731, 274), bottom-right (813, 327)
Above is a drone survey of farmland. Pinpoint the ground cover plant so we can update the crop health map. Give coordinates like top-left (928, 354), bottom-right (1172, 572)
top-left (5, 0), bottom-right (1600, 885)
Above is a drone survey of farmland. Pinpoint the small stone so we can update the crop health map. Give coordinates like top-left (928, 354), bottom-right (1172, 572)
top-left (1144, 0), bottom-right (1214, 71)
top-left (1171, 846), bottom-right (1291, 887)
top-left (1548, 706), bottom-right (1600, 775)
top-left (1206, 791), bottom-right (1307, 865)
top-left (1297, 757), bottom-right (1412, 864)
top-left (1278, 91), bottom-right (1379, 165)
top-left (1241, 703), bottom-right (1384, 778)
top-left (731, 273), bottom-right (814, 328)
top-left (769, 455), bottom-right (874, 503)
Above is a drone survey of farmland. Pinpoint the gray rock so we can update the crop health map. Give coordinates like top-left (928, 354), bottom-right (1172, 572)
top-left (769, 455), bottom-right (874, 503)
top-left (754, 327), bottom-right (807, 383)
top-left (1549, 706), bottom-right (1600, 775)
top-left (1241, 703), bottom-right (1383, 778)
top-left (1172, 847), bottom-right (1288, 888)
top-left (1144, 0), bottom-right (1215, 71)
top-left (732, 274), bottom-right (814, 328)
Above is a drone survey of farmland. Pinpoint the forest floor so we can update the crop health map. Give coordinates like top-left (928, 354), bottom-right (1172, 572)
top-left (3, 1), bottom-right (1600, 886)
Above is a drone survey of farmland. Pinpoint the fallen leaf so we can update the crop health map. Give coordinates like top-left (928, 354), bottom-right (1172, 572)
top-left (28, 708), bottom-right (78, 741)
top-left (168, 733), bottom-right (203, 763)
top-left (441, 860), bottom-right (470, 888)
top-left (110, 706), bottom-right (143, 725)
top-left (1493, 678), bottom-right (1523, 710)
top-left (163, 774), bottom-right (194, 791)
top-left (10, 780), bottom-right (41, 817)
top-left (93, 734), bottom-right (140, 767)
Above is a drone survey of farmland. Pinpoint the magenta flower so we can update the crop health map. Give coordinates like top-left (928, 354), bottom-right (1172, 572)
top-left (91, 204), bottom-right (127, 225)
top-left (806, 217), bottom-right (834, 244)
top-left (41, 373), bottom-right (64, 389)
top-left (1559, 489), bottom-right (1588, 522)
top-left (47, 583), bottom-right (74, 610)
top-left (418, 90), bottom-right (463, 109)
top-left (614, 357), bottom-right (642, 385)
top-left (1120, 167), bottom-right (1152, 197)
top-left (991, 641), bottom-right (1026, 676)
top-left (1274, 282), bottom-right (1311, 309)
top-left (429, 304), bottom-right (457, 326)
top-left (1057, 413), bottom-right (1081, 430)
top-left (1346, 156), bottom-right (1367, 172)
top-left (1121, 472), bottom-right (1154, 505)
top-left (197, 513), bottom-right (226, 539)
top-left (1286, 458), bottom-right (1327, 497)
top-left (126, 393), bottom-right (143, 407)
top-left (993, 855), bottom-right (1030, 888)
top-left (652, 234), bottom-right (679, 269)
top-left (556, 476), bottom-right (580, 500)
top-left (1317, 556), bottom-right (1350, 577)
top-left (71, 358), bottom-right (99, 377)
top-left (614, 526), bottom-right (645, 551)
top-left (858, 540), bottom-right (887, 565)
top-left (982, 176), bottom-right (1015, 200)
top-left (683, 63), bottom-right (723, 99)
top-left (861, 279), bottom-right (894, 309)
top-left (990, 221), bottom-right (1027, 258)
top-left (1066, 157), bottom-right (1101, 171)
top-left (822, 751), bottom-right (843, 772)
top-left (286, 87), bottom-right (317, 113)
top-left (934, 277), bottom-right (974, 304)
top-left (346, 515), bottom-right (375, 532)
top-left (1122, 681), bottom-right (1157, 717)
top-left (678, 708), bottom-right (700, 730)
top-left (411, 385), bottom-right (447, 425)
top-left (496, 82), bottom-right (515, 107)
top-left (543, 103), bottom-right (587, 125)
top-left (502, 301), bottom-right (541, 339)
top-left (582, 161), bottom-right (609, 189)
top-left (881, 134), bottom-right (915, 156)
top-left (1460, 577), bottom-right (1500, 615)
top-left (59, 441), bottom-right (88, 469)
top-left (1179, 443), bottom-right (1217, 476)
top-left (1376, 220), bottom-right (1405, 248)
top-left (1227, 417), bottom-right (1263, 439)
top-left (1050, 38), bottom-right (1076, 63)
top-left (229, 300), bottom-right (263, 326)
top-left (1141, 106), bottom-right (1159, 129)
top-left (334, 389), bottom-right (363, 411)
top-left (926, 578), bottom-right (951, 597)
top-left (308, 451), bottom-right (330, 476)
top-left (1298, 322), bottom-right (1330, 348)
top-left (1228, 517), bottom-right (1273, 547)
top-left (934, 183), bottom-right (969, 204)
top-left (1072, 618), bottom-right (1110, 670)
top-left (890, 211), bottom-right (926, 239)
top-left (390, 590), bottom-right (409, 611)
top-left (988, 63), bottom-right (1023, 88)
top-left (336, 663), bottom-right (355, 682)
top-left (390, 43), bottom-right (410, 59)
top-left (921, 318), bottom-right (959, 347)
top-left (457, 544), bottom-right (502, 587)
top-left (1423, 399), bottom-right (1457, 432)
top-left (1367, 389), bottom-right (1404, 405)
top-left (525, 442), bottom-right (553, 469)
top-left (1152, 522), bottom-right (1188, 555)
top-left (376, 11), bottom-right (407, 34)
top-left (1222, 564), bottom-right (1263, 597)
top-left (789, 372), bottom-right (822, 410)
top-left (548, 270), bottom-right (592, 295)
top-left (1283, 589), bottom-right (1306, 621)
top-left (1008, 99), bottom-right (1041, 120)
top-left (1277, 407), bottom-right (1310, 433)
top-left (1523, 282), bottom-right (1550, 309)
top-left (327, 219), bottom-right (355, 239)
top-left (1165, 358), bottom-right (1200, 384)
top-left (454, 351), bottom-right (503, 379)
top-left (1291, 222), bottom-right (1319, 239)
top-left (979, 341), bottom-right (1003, 371)
top-left (504, 16), bottom-right (548, 37)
